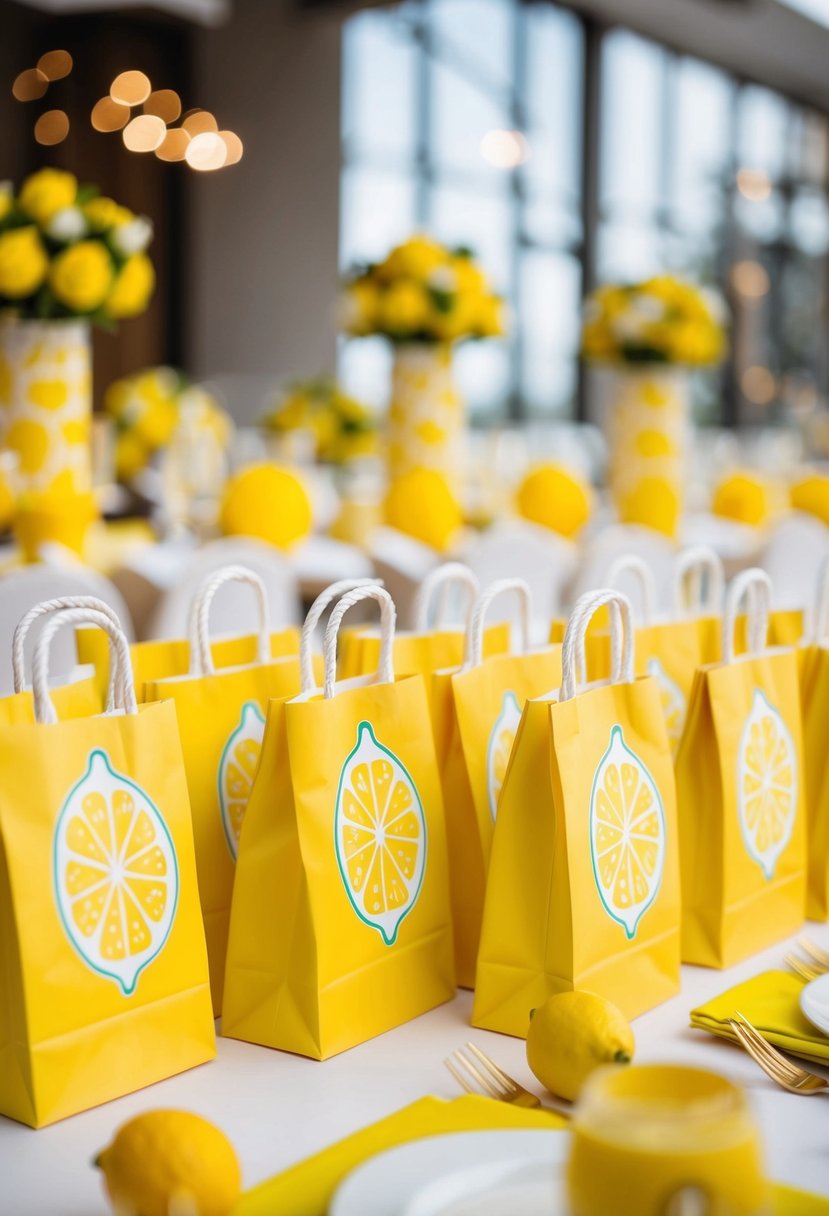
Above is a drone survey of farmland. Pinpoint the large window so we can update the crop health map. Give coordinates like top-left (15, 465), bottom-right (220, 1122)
top-left (340, 2), bottom-right (829, 426)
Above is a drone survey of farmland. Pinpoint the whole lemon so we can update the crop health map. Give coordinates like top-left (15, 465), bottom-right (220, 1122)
top-left (526, 990), bottom-right (634, 1102)
top-left (220, 461), bottom-right (313, 550)
top-left (95, 1109), bottom-right (242, 1216)
top-left (384, 467), bottom-right (462, 552)
top-left (516, 463), bottom-right (592, 538)
top-left (712, 471), bottom-right (772, 527)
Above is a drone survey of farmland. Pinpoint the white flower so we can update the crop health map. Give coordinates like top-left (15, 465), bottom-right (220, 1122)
top-left (46, 206), bottom-right (87, 243)
top-left (111, 215), bottom-right (153, 257)
top-left (427, 266), bottom-right (457, 293)
top-left (611, 293), bottom-right (665, 342)
top-left (700, 286), bottom-right (728, 324)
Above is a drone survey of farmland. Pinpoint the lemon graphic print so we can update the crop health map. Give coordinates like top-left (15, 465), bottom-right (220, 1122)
top-left (737, 689), bottom-right (797, 879)
top-left (218, 701), bottom-right (265, 860)
top-left (53, 750), bottom-right (179, 995)
top-left (646, 658), bottom-right (686, 754)
top-left (589, 725), bottom-right (666, 939)
top-left (487, 691), bottom-right (522, 820)
top-left (334, 721), bottom-right (427, 945)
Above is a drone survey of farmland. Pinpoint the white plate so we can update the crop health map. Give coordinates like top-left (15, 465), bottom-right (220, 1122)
top-left (799, 971), bottom-right (829, 1037)
top-left (329, 1129), bottom-right (569, 1216)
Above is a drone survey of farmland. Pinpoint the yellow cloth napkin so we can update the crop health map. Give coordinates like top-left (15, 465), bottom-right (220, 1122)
top-left (690, 969), bottom-right (829, 1067)
top-left (233, 1091), bottom-right (828, 1215)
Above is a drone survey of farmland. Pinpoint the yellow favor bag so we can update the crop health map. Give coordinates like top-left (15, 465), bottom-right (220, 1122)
top-left (434, 578), bottom-right (562, 987)
top-left (143, 566), bottom-right (327, 1013)
top-left (796, 561), bottom-right (829, 919)
top-left (338, 563), bottom-right (510, 680)
top-left (0, 608), bottom-right (215, 1128)
top-left (223, 584), bottom-right (455, 1059)
top-left (675, 570), bottom-right (806, 967)
top-left (474, 589), bottom-right (681, 1036)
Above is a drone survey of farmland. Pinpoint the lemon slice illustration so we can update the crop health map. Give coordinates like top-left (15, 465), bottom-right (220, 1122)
top-left (737, 689), bottom-right (797, 879)
top-left (218, 701), bottom-right (265, 860)
top-left (589, 725), bottom-right (666, 939)
top-left (334, 721), bottom-right (427, 946)
top-left (487, 691), bottom-right (522, 821)
top-left (646, 658), bottom-right (686, 755)
top-left (53, 750), bottom-right (179, 995)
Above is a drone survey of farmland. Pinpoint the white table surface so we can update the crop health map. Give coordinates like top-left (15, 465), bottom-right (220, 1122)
top-left (4, 926), bottom-right (829, 1215)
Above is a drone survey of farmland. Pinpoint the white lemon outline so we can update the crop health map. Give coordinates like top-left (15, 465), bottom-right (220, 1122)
top-left (737, 688), bottom-right (797, 880)
top-left (217, 700), bottom-right (266, 860)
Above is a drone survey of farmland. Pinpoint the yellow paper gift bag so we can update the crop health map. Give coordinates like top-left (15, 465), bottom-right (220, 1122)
top-left (0, 608), bottom-right (214, 1128)
top-left (223, 584), bottom-right (455, 1060)
top-left (434, 578), bottom-right (562, 987)
top-left (143, 566), bottom-right (328, 1013)
top-left (796, 560), bottom-right (829, 919)
top-left (675, 569), bottom-right (806, 967)
top-left (473, 589), bottom-right (681, 1036)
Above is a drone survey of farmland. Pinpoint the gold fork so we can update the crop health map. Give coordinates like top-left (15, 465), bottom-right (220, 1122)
top-left (444, 1041), bottom-right (569, 1117)
top-left (799, 936), bottom-right (829, 970)
top-left (728, 1013), bottom-right (829, 1095)
top-left (784, 953), bottom-right (824, 983)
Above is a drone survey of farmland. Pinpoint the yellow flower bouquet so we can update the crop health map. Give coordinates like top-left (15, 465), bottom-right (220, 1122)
top-left (261, 376), bottom-right (378, 465)
top-left (581, 276), bottom-right (726, 367)
top-left (0, 168), bottom-right (155, 324)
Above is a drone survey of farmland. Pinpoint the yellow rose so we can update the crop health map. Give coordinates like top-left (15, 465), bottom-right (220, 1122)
top-left (379, 280), bottom-right (429, 335)
top-left (134, 395), bottom-right (179, 449)
top-left (342, 278), bottom-right (378, 335)
top-left (105, 253), bottom-right (155, 319)
top-left (475, 294), bottom-right (505, 338)
top-left (0, 185), bottom-right (12, 224)
top-left (18, 168), bottom-right (77, 225)
top-left (377, 235), bottom-right (446, 283)
top-left (83, 196), bottom-right (134, 232)
top-left (49, 240), bottom-right (114, 312)
top-left (0, 226), bottom-right (49, 298)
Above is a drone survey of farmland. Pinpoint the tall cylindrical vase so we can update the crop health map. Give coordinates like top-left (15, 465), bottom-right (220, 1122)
top-left (0, 317), bottom-right (93, 497)
top-left (387, 343), bottom-right (465, 488)
top-left (599, 365), bottom-right (690, 539)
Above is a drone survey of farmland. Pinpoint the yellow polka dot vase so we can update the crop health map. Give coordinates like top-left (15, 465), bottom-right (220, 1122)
top-left (387, 343), bottom-right (465, 489)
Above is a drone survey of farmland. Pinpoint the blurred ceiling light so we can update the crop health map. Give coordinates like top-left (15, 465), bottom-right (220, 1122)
top-left (730, 259), bottom-right (770, 299)
top-left (37, 50), bottom-right (72, 81)
top-left (741, 365), bottom-right (776, 405)
top-left (144, 89), bottom-right (181, 124)
top-left (34, 109), bottom-right (69, 145)
top-left (156, 128), bottom-right (191, 162)
top-left (110, 70), bottom-right (151, 106)
top-left (183, 110), bottom-right (218, 136)
top-left (218, 130), bottom-right (243, 166)
top-left (185, 130), bottom-right (227, 171)
top-left (123, 114), bottom-right (167, 153)
top-left (736, 168), bottom-right (772, 202)
top-left (12, 68), bottom-right (48, 102)
top-left (91, 96), bottom-right (130, 132)
top-left (480, 129), bottom-right (530, 169)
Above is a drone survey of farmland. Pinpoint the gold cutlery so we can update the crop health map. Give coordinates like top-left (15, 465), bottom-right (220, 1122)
top-left (444, 1041), bottom-right (569, 1117)
top-left (784, 953), bottom-right (824, 983)
top-left (798, 936), bottom-right (829, 971)
top-left (728, 1012), bottom-right (829, 1095)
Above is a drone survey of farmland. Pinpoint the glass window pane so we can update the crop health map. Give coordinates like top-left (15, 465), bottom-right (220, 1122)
top-left (524, 5), bottom-right (583, 205)
top-left (342, 10), bottom-right (417, 161)
top-left (600, 30), bottom-right (667, 214)
top-left (671, 57), bottom-right (733, 236)
top-left (430, 184), bottom-right (512, 289)
top-left (455, 339), bottom-right (511, 419)
top-left (597, 221), bottom-right (663, 281)
top-left (519, 251), bottom-right (581, 415)
top-left (340, 166), bottom-right (417, 269)
top-left (738, 85), bottom-right (789, 181)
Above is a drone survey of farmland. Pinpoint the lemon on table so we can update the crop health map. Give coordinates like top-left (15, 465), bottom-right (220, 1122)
top-left (526, 990), bottom-right (634, 1102)
top-left (712, 471), bottom-right (772, 527)
top-left (218, 701), bottom-right (265, 860)
top-left (487, 691), bottom-right (522, 821)
top-left (738, 689), bottom-right (797, 879)
top-left (515, 463), bottom-right (592, 538)
top-left (219, 461), bottom-right (312, 550)
top-left (383, 467), bottom-right (462, 552)
top-left (95, 1109), bottom-right (241, 1216)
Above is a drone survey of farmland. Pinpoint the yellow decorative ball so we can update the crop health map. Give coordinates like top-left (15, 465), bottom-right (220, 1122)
top-left (13, 486), bottom-right (98, 562)
top-left (790, 474), bottom-right (829, 527)
top-left (618, 476), bottom-right (680, 538)
top-left (106, 253), bottom-right (156, 319)
top-left (220, 462), bottom-right (313, 550)
top-left (0, 467), bottom-right (14, 531)
top-left (49, 240), bottom-right (113, 312)
top-left (712, 471), bottom-right (772, 527)
top-left (18, 167), bottom-right (77, 225)
top-left (0, 226), bottom-right (49, 298)
top-left (384, 468), bottom-right (463, 552)
top-left (516, 463), bottom-right (592, 538)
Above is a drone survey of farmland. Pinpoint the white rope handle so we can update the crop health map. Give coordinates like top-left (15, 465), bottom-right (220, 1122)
top-left (722, 568), bottom-right (772, 664)
top-left (464, 578), bottom-right (532, 670)
top-left (300, 577), bottom-right (382, 693)
top-left (32, 608), bottom-right (136, 725)
top-left (560, 590), bottom-right (635, 702)
top-left (190, 565), bottom-right (270, 676)
top-left (673, 546), bottom-right (725, 618)
top-left (414, 563), bottom-right (479, 631)
top-left (12, 596), bottom-right (121, 699)
top-left (606, 554), bottom-right (656, 626)
top-left (812, 555), bottom-right (829, 644)
top-left (323, 585), bottom-right (396, 699)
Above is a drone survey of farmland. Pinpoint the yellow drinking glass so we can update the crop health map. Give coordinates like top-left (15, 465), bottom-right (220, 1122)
top-left (567, 1064), bottom-right (771, 1216)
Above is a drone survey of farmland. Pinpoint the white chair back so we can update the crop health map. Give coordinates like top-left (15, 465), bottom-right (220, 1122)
top-left (759, 512), bottom-right (829, 611)
top-left (569, 524), bottom-right (676, 615)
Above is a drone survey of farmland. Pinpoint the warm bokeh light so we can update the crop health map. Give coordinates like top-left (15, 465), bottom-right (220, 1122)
top-left (730, 259), bottom-right (770, 299)
top-left (736, 167), bottom-right (772, 202)
top-left (144, 89), bottom-right (181, 124)
top-left (91, 96), bottom-right (130, 132)
top-left (155, 127), bottom-right (191, 162)
top-left (185, 130), bottom-right (228, 171)
top-left (183, 110), bottom-right (218, 136)
top-left (218, 130), bottom-right (243, 166)
top-left (480, 128), bottom-right (531, 168)
top-left (12, 68), bottom-right (48, 102)
top-left (34, 109), bottom-right (69, 145)
top-left (123, 113), bottom-right (167, 153)
top-left (37, 50), bottom-right (73, 81)
top-left (110, 70), bottom-right (151, 106)
top-left (741, 365), bottom-right (776, 405)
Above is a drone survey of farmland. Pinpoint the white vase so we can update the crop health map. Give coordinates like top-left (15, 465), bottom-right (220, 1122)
top-left (387, 343), bottom-right (465, 487)
top-left (0, 317), bottom-right (93, 496)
